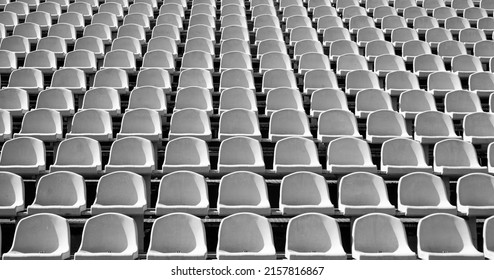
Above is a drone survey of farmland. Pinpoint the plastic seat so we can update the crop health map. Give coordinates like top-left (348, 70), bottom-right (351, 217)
top-left (413, 16), bottom-right (439, 35)
top-left (338, 172), bottom-right (395, 216)
top-left (366, 110), bottom-right (411, 144)
top-left (63, 50), bottom-right (97, 73)
top-left (218, 137), bottom-right (265, 172)
top-left (6, 68), bottom-right (43, 94)
top-left (74, 213), bottom-right (138, 260)
top-left (156, 13), bottom-right (182, 30)
top-left (177, 69), bottom-right (213, 93)
top-left (181, 50), bottom-right (214, 72)
top-left (2, 213), bottom-right (70, 260)
top-left (265, 88), bottom-right (303, 116)
top-left (293, 39), bottom-right (323, 60)
top-left (123, 13), bottom-right (151, 31)
top-left (218, 108), bottom-right (261, 140)
top-left (432, 6), bottom-right (456, 25)
top-left (425, 28), bottom-right (453, 50)
top-left (128, 2), bottom-right (153, 19)
top-left (0, 171), bottom-right (24, 216)
top-left (459, 28), bottom-right (487, 49)
top-left (464, 7), bottom-right (488, 24)
top-left (186, 25), bottom-right (215, 43)
top-left (190, 3), bottom-right (216, 17)
top-left (221, 26), bottom-right (249, 42)
top-left (117, 109), bottom-right (162, 141)
top-left (0, 50), bottom-right (17, 74)
top-left (398, 171), bottom-right (457, 217)
top-left (269, 109), bottom-right (311, 141)
top-left (253, 14), bottom-right (280, 31)
top-left (402, 40), bottom-right (432, 63)
top-left (14, 109), bottom-right (62, 141)
top-left (73, 36), bottom-right (104, 59)
top-left (451, 54), bottom-right (483, 78)
top-left (35, 88), bottom-right (74, 116)
top-left (413, 54), bottom-right (446, 78)
top-left (58, 11), bottom-right (85, 31)
top-left (255, 26), bottom-right (283, 44)
top-left (25, 11), bottom-right (51, 32)
top-left (162, 137), bottom-right (210, 173)
top-left (0, 137), bottom-right (45, 175)
top-left (168, 108), bottom-right (211, 141)
top-left (444, 16), bottom-right (470, 36)
top-left (99, 3), bottom-right (124, 19)
top-left (184, 38), bottom-right (214, 58)
top-left (0, 89), bottom-right (28, 117)
top-left (437, 40), bottom-right (467, 64)
top-left (381, 15), bottom-right (407, 36)
top-left (356, 27), bottom-right (385, 48)
top-left (5, 2), bottom-right (29, 20)
top-left (327, 136), bottom-right (376, 174)
top-left (329, 40), bottom-right (358, 61)
top-left (317, 109), bottom-right (359, 142)
top-left (117, 24), bottom-right (146, 44)
top-left (323, 28), bottom-right (352, 48)
top-left (365, 40), bottom-right (395, 62)
top-left (414, 111), bottom-right (460, 144)
top-left (101, 50), bottom-right (136, 73)
top-left (316, 15), bottom-right (343, 33)
top-left (221, 14), bottom-right (247, 30)
top-left (141, 50), bottom-right (175, 72)
top-left (341, 6), bottom-right (366, 24)
top-left (273, 137), bottom-right (322, 173)
top-left (127, 87), bottom-right (167, 116)
top-left (12, 23), bottom-right (41, 44)
top-left (111, 37), bottom-right (143, 59)
top-left (105, 137), bottom-right (155, 174)
top-left (220, 39), bottom-right (250, 57)
top-left (147, 213), bottom-right (207, 260)
top-left (417, 213), bottom-right (484, 259)
top-left (159, 3), bottom-right (185, 18)
top-left (345, 70), bottom-right (380, 96)
top-left (146, 37), bottom-right (178, 58)
top-left (80, 87), bottom-right (120, 116)
top-left (219, 69), bottom-right (255, 92)
top-left (66, 110), bottom-right (112, 142)
top-left (434, 139), bottom-right (487, 176)
top-left (257, 39), bottom-right (287, 59)
top-left (349, 15), bottom-right (375, 35)
top-left (463, 112), bottom-right (494, 144)
top-left (391, 27), bottom-right (419, 48)
top-left (220, 52), bottom-right (252, 73)
top-left (303, 70), bottom-right (338, 95)
top-left (91, 12), bottom-right (117, 31)
top-left (49, 137), bottom-right (100, 175)
top-left (219, 88), bottom-right (257, 115)
top-left (444, 90), bottom-right (482, 120)
top-left (135, 69), bottom-right (171, 93)
top-left (282, 5), bottom-right (308, 22)
top-left (355, 89), bottom-right (392, 118)
top-left (83, 23), bottom-right (111, 44)
top-left (474, 40), bottom-right (494, 64)
top-left (381, 138), bottom-right (432, 175)
top-left (386, 71), bottom-right (420, 97)
top-left (399, 90), bottom-right (436, 119)
top-left (373, 6), bottom-right (397, 24)
top-left (374, 54), bottom-right (406, 77)
top-left (336, 54), bottom-right (368, 77)
top-left (23, 50), bottom-right (57, 74)
top-left (262, 69), bottom-right (297, 94)
top-left (313, 4), bottom-right (337, 22)
top-left (0, 109), bottom-right (12, 142)
top-left (0, 11), bottom-right (18, 31)
top-left (37, 36), bottom-right (67, 59)
top-left (92, 68), bottom-right (129, 94)
top-left (91, 171), bottom-right (146, 215)
top-left (397, 0), bottom-right (418, 15)
top-left (456, 173), bottom-right (494, 216)
top-left (427, 71), bottom-right (462, 97)
top-left (451, 0), bottom-right (474, 12)
top-left (47, 73), bottom-right (83, 102)
top-left (174, 86), bottom-right (213, 115)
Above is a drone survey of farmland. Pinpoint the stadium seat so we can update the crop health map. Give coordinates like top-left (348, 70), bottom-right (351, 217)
top-left (83, 23), bottom-right (112, 44)
top-left (345, 70), bottom-right (380, 96)
top-left (381, 138), bottom-right (432, 175)
top-left (484, 216), bottom-right (494, 260)
top-left (413, 54), bottom-right (446, 78)
top-left (218, 88), bottom-right (258, 114)
top-left (355, 89), bottom-right (393, 118)
top-left (273, 137), bottom-right (322, 173)
top-left (341, 6), bottom-right (366, 23)
top-left (47, 24), bottom-right (75, 45)
top-left (159, 3), bottom-right (184, 18)
top-left (74, 212), bottom-right (138, 260)
top-left (0, 171), bottom-right (24, 216)
top-left (259, 52), bottom-right (292, 73)
top-left (356, 27), bottom-right (385, 48)
top-left (293, 39), bottom-right (323, 60)
top-left (35, 88), bottom-right (74, 116)
top-left (168, 108), bottom-right (211, 141)
top-left (434, 139), bottom-right (487, 176)
top-left (262, 69), bottom-right (298, 94)
top-left (425, 28), bottom-right (453, 50)
top-left (141, 50), bottom-right (175, 72)
top-left (105, 137), bottom-right (155, 174)
top-left (457, 173), bottom-right (494, 216)
top-left (147, 213), bottom-right (207, 260)
top-left (283, 6), bottom-right (308, 22)
top-left (50, 137), bottom-right (101, 175)
top-left (73, 37), bottom-right (104, 59)
top-left (58, 12), bottom-right (85, 31)
top-left (464, 7), bottom-right (488, 25)
top-left (27, 171), bottom-right (86, 215)
top-left (14, 108), bottom-right (62, 141)
top-left (459, 28), bottom-right (487, 49)
top-left (0, 109), bottom-right (12, 142)
top-left (257, 39), bottom-right (287, 59)
top-left (162, 137), bottom-right (210, 173)
top-left (316, 15), bottom-right (343, 33)
top-left (221, 26), bottom-right (249, 42)
top-left (174, 86), bottom-right (213, 115)
top-left (111, 37), bottom-right (143, 59)
top-left (117, 24), bottom-right (146, 44)
top-left (63, 50), bottom-right (97, 73)
top-left (92, 68), bottom-right (129, 94)
top-left (317, 109), bottom-right (361, 142)
top-left (6, 68), bottom-right (44, 94)
top-left (474, 40), bottom-right (494, 64)
top-left (124, 13), bottom-right (151, 31)
top-left (327, 137), bottom-right (377, 174)
top-left (337, 54), bottom-right (368, 76)
top-left (464, 112), bottom-right (494, 144)
top-left (417, 213), bottom-right (484, 260)
top-left (0, 35), bottom-right (30, 59)
top-left (338, 172), bottom-right (395, 216)
top-left (399, 90), bottom-right (437, 119)
top-left (253, 14), bottom-right (279, 31)
top-left (219, 69), bottom-right (255, 91)
top-left (221, 14), bottom-right (247, 30)
top-left (303, 70), bottom-right (338, 95)
top-left (91, 171), bottom-right (147, 215)
top-left (177, 69), bottom-right (214, 93)
top-left (403, 6), bottom-right (426, 24)
top-left (373, 6), bottom-right (398, 24)
top-left (328, 39), bottom-right (357, 61)
top-left (101, 50), bottom-right (136, 73)
top-left (135, 68), bottom-right (171, 93)
top-left (365, 40), bottom-right (395, 62)
top-left (152, 24), bottom-right (180, 43)
top-left (391, 27), bottom-right (419, 48)
top-left (353, 213), bottom-right (416, 260)
top-left (80, 87), bottom-right (121, 116)
top-left (216, 212), bottom-right (276, 260)
top-left (187, 24), bottom-right (215, 43)
top-left (444, 90), bottom-right (482, 120)
top-left (0, 11), bottom-right (18, 31)
top-left (49, 68), bottom-right (86, 95)
top-left (413, 16), bottom-right (439, 35)
top-left (218, 109), bottom-right (261, 140)
top-left (437, 40), bottom-right (467, 65)
top-left (366, 110), bottom-right (411, 144)
top-left (469, 72), bottom-right (494, 99)
top-left (220, 39), bottom-right (250, 57)
top-left (269, 109), bottom-right (312, 141)
top-left (218, 136), bottom-right (265, 173)
top-left (414, 111), bottom-right (460, 144)
top-left (265, 88), bottom-right (303, 116)
top-left (386, 71), bottom-right (420, 97)
top-left (181, 50), bottom-right (214, 72)
top-left (2, 213), bottom-right (70, 260)
top-left (402, 40), bottom-right (432, 64)
top-left (66, 110), bottom-right (112, 142)
top-left (323, 28), bottom-right (352, 48)
top-left (0, 88), bottom-right (29, 117)
top-left (155, 171), bottom-right (209, 216)
top-left (91, 12), bottom-right (118, 31)
top-left (117, 109), bottom-right (162, 141)
top-left (5, 2), bottom-right (29, 20)
top-left (382, 15), bottom-right (408, 35)
top-left (477, 17), bottom-right (494, 34)
top-left (427, 71), bottom-right (462, 97)
top-left (217, 171), bottom-right (270, 216)
top-left (184, 38), bottom-right (214, 58)
top-left (285, 213), bottom-right (346, 260)
top-left (349, 15), bottom-right (375, 35)
top-left (0, 50), bottom-right (17, 73)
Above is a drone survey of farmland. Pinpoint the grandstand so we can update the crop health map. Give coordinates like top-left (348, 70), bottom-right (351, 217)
top-left (0, 0), bottom-right (494, 260)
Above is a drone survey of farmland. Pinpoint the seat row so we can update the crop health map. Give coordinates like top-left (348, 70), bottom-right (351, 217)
top-left (1, 211), bottom-right (493, 260)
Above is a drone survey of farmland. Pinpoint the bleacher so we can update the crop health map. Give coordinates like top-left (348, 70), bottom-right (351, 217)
top-left (0, 0), bottom-right (494, 260)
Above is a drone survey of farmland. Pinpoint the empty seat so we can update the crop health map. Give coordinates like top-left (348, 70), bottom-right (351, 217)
top-left (184, 38), bottom-right (214, 58)
top-left (220, 52), bottom-right (253, 73)
top-left (217, 171), bottom-right (270, 216)
top-left (399, 90), bottom-right (437, 119)
top-left (7, 68), bottom-right (44, 94)
top-left (259, 52), bottom-right (292, 73)
top-left (0, 109), bottom-right (12, 142)
top-left (464, 7), bottom-right (488, 24)
top-left (316, 15), bottom-right (343, 33)
top-left (218, 137), bottom-right (265, 173)
top-left (186, 24), bottom-right (215, 43)
top-left (47, 24), bottom-right (75, 46)
top-left (221, 26), bottom-right (249, 42)
top-left (382, 15), bottom-right (408, 35)
top-left (111, 37), bottom-right (143, 59)
top-left (168, 108), bottom-right (211, 141)
top-left (181, 50), bottom-right (213, 72)
top-left (91, 171), bottom-right (146, 215)
top-left (262, 69), bottom-right (297, 94)
top-left (326, 137), bottom-right (377, 174)
top-left (219, 69), bottom-right (255, 92)
top-left (374, 6), bottom-right (398, 24)
top-left (345, 70), bottom-right (380, 96)
top-left (101, 50), bottom-right (136, 73)
top-left (293, 39), bottom-right (323, 60)
top-left (381, 138), bottom-right (432, 175)
top-left (0, 137), bottom-right (43, 175)
top-left (0, 35), bottom-right (30, 59)
top-left (13, 22), bottom-right (41, 44)
top-left (386, 71), bottom-right (420, 97)
top-left (427, 71), bottom-right (462, 97)
top-left (444, 90), bottom-right (482, 120)
top-left (91, 12), bottom-right (117, 31)
top-left (163, 137), bottom-right (210, 173)
top-left (402, 40), bottom-right (432, 63)
top-left (0, 11), bottom-right (18, 31)
top-left (141, 50), bottom-right (175, 73)
top-left (23, 50), bottom-right (57, 73)
top-left (14, 109), bottom-right (62, 141)
top-left (220, 38), bottom-right (250, 57)
top-left (147, 213), bottom-right (207, 260)
top-left (459, 28), bottom-right (487, 49)
top-left (80, 87), bottom-right (121, 116)
top-left (323, 28), bottom-right (351, 48)
top-left (2, 213), bottom-right (70, 260)
top-left (414, 111), bottom-right (460, 144)
top-left (50, 137), bottom-right (101, 175)
top-left (0, 50), bottom-right (17, 74)
top-left (174, 86), bottom-right (213, 115)
top-left (273, 137), bottom-right (322, 173)
top-left (135, 69), bottom-right (171, 93)
top-left (464, 112), bottom-right (494, 144)
top-left (425, 28), bottom-right (453, 50)
top-left (413, 54), bottom-right (446, 78)
top-left (123, 13), bottom-right (151, 31)
top-left (366, 110), bottom-right (411, 144)
top-left (219, 88), bottom-right (258, 114)
top-left (0, 171), bottom-right (24, 216)
top-left (117, 109), bottom-right (162, 141)
top-left (35, 88), bottom-right (74, 116)
top-left (58, 12), bottom-right (85, 31)
top-left (341, 6), bottom-right (366, 23)
top-left (451, 54), bottom-right (483, 78)
top-left (117, 24), bottom-right (146, 44)
top-left (73, 37), bottom-right (104, 59)
top-left (317, 109), bottom-right (360, 142)
top-left (253, 14), bottom-right (280, 31)
top-left (219, 109), bottom-right (261, 140)
top-left (338, 172), bottom-right (395, 216)
top-left (417, 213), bottom-right (484, 259)
top-left (216, 212), bottom-right (276, 260)
top-left (177, 69), bottom-right (213, 93)
top-left (66, 110), bottom-right (112, 141)
top-left (5, 2), bottom-right (29, 20)
top-left (434, 139), bottom-right (487, 176)
top-left (269, 109), bottom-right (311, 141)
top-left (473, 41), bottom-right (494, 64)
top-left (356, 27), bottom-right (385, 47)
top-left (352, 213), bottom-right (415, 259)
top-left (397, 0), bottom-right (418, 15)
top-left (391, 27), bottom-right (419, 48)
top-left (74, 213), bottom-right (138, 260)
top-left (0, 88), bottom-right (29, 117)
top-left (83, 23), bottom-right (111, 44)
top-left (265, 88), bottom-right (304, 116)
top-left (365, 40), bottom-right (395, 62)
top-left (456, 173), bottom-right (494, 216)
top-left (336, 54), bottom-right (368, 76)
top-left (328, 39), bottom-right (357, 61)
top-left (413, 16), bottom-right (439, 35)
top-left (437, 40), bottom-right (467, 64)
top-left (355, 89), bottom-right (393, 118)
top-left (50, 68), bottom-right (86, 94)
top-left (92, 68), bottom-right (129, 94)
top-left (155, 171), bottom-right (209, 216)
top-left (27, 171), bottom-right (86, 215)
top-left (303, 70), bottom-right (338, 95)
top-left (105, 137), bottom-right (155, 174)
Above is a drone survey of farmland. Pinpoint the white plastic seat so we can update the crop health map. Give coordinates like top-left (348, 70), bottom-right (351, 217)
top-left (162, 137), bottom-right (210, 173)
top-left (427, 71), bottom-right (462, 97)
top-left (2, 213), bottom-right (70, 260)
top-left (356, 27), bottom-right (385, 47)
top-left (74, 212), bottom-right (138, 260)
top-left (0, 11), bottom-right (18, 31)
top-left (47, 23), bottom-right (76, 44)
top-left (5, 2), bottom-right (29, 20)
top-left (252, 14), bottom-right (279, 31)
top-left (91, 12), bottom-right (117, 31)
top-left (381, 138), bottom-right (433, 175)
top-left (473, 41), bottom-right (494, 64)
top-left (413, 16), bottom-right (439, 35)
top-left (80, 87), bottom-right (121, 116)
top-left (391, 27), bottom-right (419, 48)
top-left (101, 50), bottom-right (136, 73)
top-left (220, 53), bottom-right (253, 73)
top-left (217, 212), bottom-right (276, 260)
top-left (0, 50), bottom-right (17, 73)
top-left (459, 28), bottom-right (487, 49)
top-left (303, 70), bottom-right (338, 95)
top-left (188, 13), bottom-right (215, 29)
top-left (128, 2), bottom-right (153, 19)
top-left (218, 137), bottom-right (265, 173)
top-left (141, 50), bottom-right (175, 73)
top-left (7, 68), bottom-right (44, 94)
top-left (83, 23), bottom-right (111, 44)
top-left (156, 13), bottom-right (182, 30)
top-left (381, 15), bottom-right (407, 35)
top-left (58, 11), bottom-right (85, 31)
top-left (259, 52), bottom-right (292, 73)
top-left (14, 108), bottom-right (62, 141)
top-left (365, 40), bottom-right (395, 62)
top-left (464, 112), bottom-right (494, 144)
top-left (366, 110), bottom-right (411, 144)
top-left (0, 171), bottom-right (24, 216)
top-left (414, 111), bottom-right (460, 144)
top-left (373, 6), bottom-right (397, 24)
top-left (402, 40), bottom-right (432, 63)
top-left (323, 28), bottom-right (352, 48)
top-left (92, 68), bottom-right (129, 94)
top-left (63, 50), bottom-right (97, 73)
top-left (99, 2), bottom-right (124, 19)
top-left (417, 213), bottom-right (484, 259)
top-left (338, 172), bottom-right (395, 216)
top-left (0, 137), bottom-right (45, 176)
top-left (273, 137), bottom-right (322, 173)
top-left (221, 26), bottom-right (249, 42)
top-left (269, 109), bottom-right (312, 141)
top-left (181, 50), bottom-right (213, 72)
top-left (477, 17), bottom-right (494, 34)
top-left (0, 88), bottom-right (29, 117)
top-left (50, 137), bottom-right (101, 175)
top-left (399, 90), bottom-right (437, 120)
top-left (355, 89), bottom-right (392, 118)
top-left (425, 28), bottom-right (453, 50)
top-left (127, 87), bottom-right (166, 116)
top-left (265, 88), bottom-right (304, 116)
top-left (386, 71), bottom-right (420, 97)
top-left (217, 171), bottom-right (270, 216)
top-left (219, 69), bottom-right (255, 93)
top-left (349, 15), bottom-right (375, 35)
top-left (328, 39), bottom-right (357, 61)
top-left (404, 6), bottom-right (428, 25)
top-left (316, 15), bottom-right (343, 33)
top-left (262, 69), bottom-right (297, 94)
top-left (124, 13), bottom-right (151, 31)
top-left (184, 38), bottom-right (214, 58)
top-left (444, 90), bottom-right (482, 120)
top-left (283, 6), bottom-right (308, 22)
top-left (413, 54), bottom-right (446, 78)
top-left (433, 7), bottom-right (456, 24)
top-left (73, 36), bottom-right (104, 59)
top-left (336, 54), bottom-right (368, 77)
top-left (220, 39), bottom-right (250, 57)
top-left (91, 171), bottom-right (146, 215)
top-left (221, 14), bottom-right (247, 30)
top-left (105, 137), bottom-right (155, 174)
top-left (256, 39), bottom-right (286, 59)
top-left (135, 68), bottom-right (171, 93)
top-left (66, 109), bottom-right (112, 141)
top-left (117, 24), bottom-right (146, 44)
top-left (464, 7), bottom-right (488, 24)
top-left (186, 25), bottom-right (215, 43)
top-left (345, 70), bottom-right (381, 96)
top-left (27, 171), bottom-right (86, 215)
top-left (117, 108), bottom-right (162, 141)
top-left (35, 88), bottom-right (74, 116)
top-left (451, 54), bottom-right (483, 78)
top-left (159, 3), bottom-right (184, 19)
top-left (434, 139), bottom-right (487, 176)
top-left (317, 109), bottom-right (360, 142)
top-left (397, 0), bottom-right (418, 15)
top-left (174, 86), bottom-right (213, 115)
top-left (437, 40), bottom-right (467, 64)
top-left (111, 37), bottom-right (142, 59)
top-left (147, 213), bottom-right (207, 260)
top-left (219, 88), bottom-right (258, 114)
top-left (151, 24), bottom-right (180, 43)
top-left (49, 68), bottom-right (86, 95)
top-left (255, 26), bottom-right (283, 44)
top-left (327, 137), bottom-right (377, 174)
top-left (457, 173), bottom-right (494, 216)
top-left (155, 171), bottom-right (209, 216)
top-left (293, 39), bottom-right (323, 60)
top-left (177, 69), bottom-right (213, 93)
top-left (168, 108), bottom-right (211, 141)
top-left (218, 109), bottom-right (261, 140)
top-left (13, 22), bottom-right (41, 44)
top-left (0, 35), bottom-right (30, 59)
